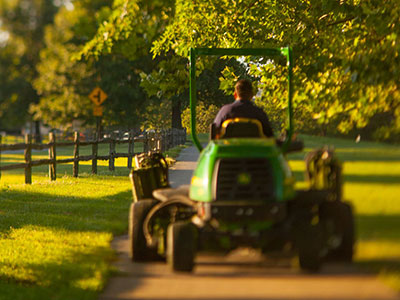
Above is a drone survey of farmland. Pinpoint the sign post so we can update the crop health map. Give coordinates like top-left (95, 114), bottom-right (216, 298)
top-left (89, 87), bottom-right (108, 137)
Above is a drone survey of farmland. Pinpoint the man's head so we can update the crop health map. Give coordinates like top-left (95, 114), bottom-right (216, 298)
top-left (234, 79), bottom-right (254, 100)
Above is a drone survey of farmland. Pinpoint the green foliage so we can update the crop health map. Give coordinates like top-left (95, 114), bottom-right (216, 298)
top-left (139, 98), bottom-right (172, 130)
top-left (0, 0), bottom-right (59, 130)
top-left (77, 0), bottom-right (174, 60)
top-left (79, 0), bottom-right (247, 131)
top-left (74, 0), bottom-right (185, 129)
top-left (181, 101), bottom-right (219, 133)
top-left (151, 0), bottom-right (400, 141)
top-left (140, 55), bottom-right (189, 100)
top-left (31, 1), bottom-right (150, 129)
top-left (30, 5), bottom-right (94, 128)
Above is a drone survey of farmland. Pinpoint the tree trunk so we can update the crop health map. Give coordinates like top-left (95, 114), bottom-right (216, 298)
top-left (35, 120), bottom-right (42, 143)
top-left (171, 97), bottom-right (182, 129)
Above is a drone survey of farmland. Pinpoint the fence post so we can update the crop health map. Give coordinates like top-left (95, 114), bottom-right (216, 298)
top-left (160, 130), bottom-right (164, 153)
top-left (49, 132), bottom-right (56, 181)
top-left (156, 131), bottom-right (162, 153)
top-left (127, 130), bottom-right (134, 169)
top-left (143, 131), bottom-right (149, 153)
top-left (168, 129), bottom-right (172, 150)
top-left (170, 129), bottom-right (173, 149)
top-left (164, 130), bottom-right (167, 151)
top-left (73, 131), bottom-right (79, 177)
top-left (150, 131), bottom-right (156, 152)
top-left (24, 134), bottom-right (32, 184)
top-left (109, 132), bottom-right (115, 171)
top-left (92, 132), bottom-right (98, 175)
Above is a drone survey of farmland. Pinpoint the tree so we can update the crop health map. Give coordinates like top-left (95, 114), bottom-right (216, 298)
top-left (32, 1), bottom-right (151, 130)
top-left (0, 0), bottom-right (59, 136)
top-left (151, 0), bottom-right (400, 140)
top-left (181, 101), bottom-right (219, 134)
top-left (79, 0), bottom-right (250, 130)
top-left (77, 0), bottom-right (400, 140)
top-left (76, 0), bottom-right (187, 129)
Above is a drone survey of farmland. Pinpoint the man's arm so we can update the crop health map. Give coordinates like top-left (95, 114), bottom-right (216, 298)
top-left (262, 120), bottom-right (274, 138)
top-left (212, 105), bottom-right (229, 130)
top-left (258, 110), bottom-right (274, 138)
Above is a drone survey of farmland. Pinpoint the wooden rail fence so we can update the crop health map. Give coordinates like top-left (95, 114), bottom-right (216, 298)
top-left (0, 129), bottom-right (186, 184)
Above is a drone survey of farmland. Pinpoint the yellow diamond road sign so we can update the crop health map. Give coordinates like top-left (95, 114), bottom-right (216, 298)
top-left (89, 87), bottom-right (108, 106)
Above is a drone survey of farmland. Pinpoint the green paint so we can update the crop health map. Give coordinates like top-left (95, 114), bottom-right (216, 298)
top-left (189, 138), bottom-right (296, 202)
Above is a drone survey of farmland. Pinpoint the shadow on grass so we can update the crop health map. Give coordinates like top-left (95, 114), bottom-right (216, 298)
top-left (289, 150), bottom-right (400, 163)
top-left (356, 214), bottom-right (400, 241)
top-left (0, 175), bottom-right (139, 299)
top-left (0, 244), bottom-right (119, 300)
top-left (344, 174), bottom-right (400, 184)
top-left (335, 152), bottom-right (400, 162)
top-left (356, 259), bottom-right (400, 271)
top-left (291, 170), bottom-right (305, 182)
top-left (0, 188), bottom-right (132, 236)
top-left (0, 164), bottom-right (132, 183)
top-left (270, 170), bottom-right (400, 187)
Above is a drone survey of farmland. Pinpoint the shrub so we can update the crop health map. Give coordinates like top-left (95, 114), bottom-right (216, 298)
top-left (181, 101), bottom-right (219, 133)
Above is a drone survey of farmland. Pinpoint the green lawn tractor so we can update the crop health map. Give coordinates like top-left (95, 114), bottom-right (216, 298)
top-left (128, 47), bottom-right (355, 272)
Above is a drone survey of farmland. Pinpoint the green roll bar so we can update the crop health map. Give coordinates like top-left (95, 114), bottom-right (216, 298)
top-left (189, 47), bottom-right (294, 152)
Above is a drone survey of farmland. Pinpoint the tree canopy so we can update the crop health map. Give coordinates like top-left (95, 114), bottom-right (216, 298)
top-left (0, 0), bottom-right (59, 131)
top-left (1, 0), bottom-right (399, 141)
top-left (31, 1), bottom-right (152, 129)
top-left (81, 0), bottom-right (400, 140)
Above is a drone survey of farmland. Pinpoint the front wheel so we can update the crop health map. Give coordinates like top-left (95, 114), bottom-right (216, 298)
top-left (167, 221), bottom-right (197, 272)
top-left (129, 199), bottom-right (159, 261)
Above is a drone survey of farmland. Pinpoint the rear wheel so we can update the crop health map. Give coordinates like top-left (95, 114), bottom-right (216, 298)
top-left (129, 199), bottom-right (159, 261)
top-left (167, 221), bottom-right (197, 272)
top-left (296, 222), bottom-right (323, 272)
top-left (291, 190), bottom-right (326, 272)
top-left (320, 201), bottom-right (354, 262)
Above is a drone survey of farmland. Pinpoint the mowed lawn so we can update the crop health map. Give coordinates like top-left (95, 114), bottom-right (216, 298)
top-left (0, 142), bottom-right (181, 300)
top-left (0, 136), bottom-right (399, 299)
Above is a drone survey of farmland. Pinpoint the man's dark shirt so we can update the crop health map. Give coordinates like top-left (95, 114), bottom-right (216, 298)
top-left (213, 99), bottom-right (274, 137)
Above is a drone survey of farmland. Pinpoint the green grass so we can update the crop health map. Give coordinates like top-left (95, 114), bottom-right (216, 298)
top-left (0, 135), bottom-right (24, 145)
top-left (288, 134), bottom-right (400, 291)
top-left (0, 143), bottom-right (184, 300)
top-left (0, 174), bottom-right (131, 300)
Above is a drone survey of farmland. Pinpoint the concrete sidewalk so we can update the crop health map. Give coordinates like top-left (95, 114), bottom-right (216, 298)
top-left (168, 146), bottom-right (200, 187)
top-left (99, 146), bottom-right (400, 300)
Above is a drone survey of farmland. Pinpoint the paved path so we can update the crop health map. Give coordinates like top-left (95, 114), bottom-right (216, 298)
top-left (100, 146), bottom-right (400, 300)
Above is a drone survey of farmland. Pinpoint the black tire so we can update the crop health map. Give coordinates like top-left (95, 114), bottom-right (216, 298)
top-left (320, 201), bottom-right (354, 262)
top-left (167, 221), bottom-right (197, 272)
top-left (295, 221), bottom-right (323, 272)
top-left (129, 199), bottom-right (159, 262)
top-left (291, 189), bottom-right (329, 210)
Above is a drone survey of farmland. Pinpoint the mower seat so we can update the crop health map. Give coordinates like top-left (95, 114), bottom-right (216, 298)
top-left (219, 118), bottom-right (266, 139)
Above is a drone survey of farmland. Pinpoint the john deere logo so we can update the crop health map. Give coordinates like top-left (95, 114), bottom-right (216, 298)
top-left (237, 172), bottom-right (251, 185)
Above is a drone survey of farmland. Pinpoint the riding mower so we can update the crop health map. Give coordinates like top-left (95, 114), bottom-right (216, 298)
top-left (128, 47), bottom-right (355, 272)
